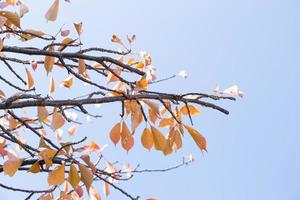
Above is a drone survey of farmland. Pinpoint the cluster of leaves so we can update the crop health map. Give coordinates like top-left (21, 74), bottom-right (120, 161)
top-left (0, 0), bottom-right (240, 200)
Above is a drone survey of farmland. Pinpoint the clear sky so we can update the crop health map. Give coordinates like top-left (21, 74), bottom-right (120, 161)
top-left (1, 0), bottom-right (300, 200)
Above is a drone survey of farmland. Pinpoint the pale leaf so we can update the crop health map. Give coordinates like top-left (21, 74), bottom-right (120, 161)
top-left (48, 164), bottom-right (65, 186)
top-left (25, 68), bottom-right (34, 89)
top-left (45, 0), bottom-right (59, 21)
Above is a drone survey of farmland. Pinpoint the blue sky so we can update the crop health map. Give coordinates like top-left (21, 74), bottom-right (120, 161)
top-left (1, 0), bottom-right (300, 199)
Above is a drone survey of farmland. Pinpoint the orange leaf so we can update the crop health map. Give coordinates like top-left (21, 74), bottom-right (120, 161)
top-left (48, 164), bottom-right (65, 186)
top-left (58, 37), bottom-right (75, 51)
top-left (111, 34), bottom-right (123, 45)
top-left (44, 47), bottom-right (55, 74)
top-left (37, 106), bottom-right (49, 122)
top-left (68, 125), bottom-right (77, 136)
top-left (49, 76), bottom-right (55, 94)
top-left (78, 59), bottom-right (86, 75)
top-left (136, 75), bottom-right (148, 89)
top-left (151, 126), bottom-right (167, 152)
top-left (3, 157), bottom-right (23, 177)
top-left (20, 29), bottom-right (45, 41)
top-left (27, 161), bottom-right (41, 173)
top-left (184, 125), bottom-right (207, 152)
top-left (68, 164), bottom-right (80, 189)
top-left (38, 148), bottom-right (56, 169)
top-left (0, 11), bottom-right (21, 28)
top-left (180, 105), bottom-right (200, 115)
top-left (127, 58), bottom-right (135, 65)
top-left (121, 122), bottom-right (134, 152)
top-left (51, 108), bottom-right (65, 131)
top-left (106, 67), bottom-right (122, 83)
top-left (103, 181), bottom-right (110, 197)
top-left (0, 38), bottom-right (3, 51)
top-left (60, 75), bottom-right (74, 88)
top-left (45, 0), bottom-right (60, 21)
top-left (141, 127), bottom-right (153, 150)
top-left (74, 22), bottom-right (83, 36)
top-left (25, 68), bottom-right (34, 89)
top-left (109, 122), bottom-right (121, 145)
top-left (78, 163), bottom-right (93, 192)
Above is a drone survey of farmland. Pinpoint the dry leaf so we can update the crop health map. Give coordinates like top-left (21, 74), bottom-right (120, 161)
top-left (78, 163), bottom-right (93, 192)
top-left (141, 127), bottom-right (153, 150)
top-left (90, 186), bottom-right (101, 200)
top-left (0, 11), bottom-right (21, 28)
top-left (3, 157), bottom-right (23, 176)
top-left (25, 68), bottom-right (34, 89)
top-left (44, 47), bottom-right (55, 74)
top-left (27, 161), bottom-right (41, 173)
top-left (60, 75), bottom-right (74, 88)
top-left (20, 29), bottom-right (44, 41)
top-left (68, 164), bottom-right (80, 189)
top-left (180, 105), bottom-right (200, 115)
top-left (37, 106), bottom-right (49, 122)
top-left (49, 76), bottom-right (55, 94)
top-left (51, 108), bottom-right (65, 131)
top-left (151, 126), bottom-right (167, 152)
top-left (48, 164), bottom-right (65, 186)
top-left (111, 35), bottom-right (123, 45)
top-left (74, 22), bottom-right (82, 36)
top-left (184, 125), bottom-right (207, 152)
top-left (45, 0), bottom-right (59, 21)
top-left (109, 122), bottom-right (121, 146)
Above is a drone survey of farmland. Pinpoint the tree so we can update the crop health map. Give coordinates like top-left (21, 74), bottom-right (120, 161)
top-left (0, 1), bottom-right (241, 199)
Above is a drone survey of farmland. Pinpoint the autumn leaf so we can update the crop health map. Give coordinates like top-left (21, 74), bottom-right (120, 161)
top-left (25, 68), bottom-right (34, 89)
top-left (121, 122), bottom-right (134, 152)
top-left (51, 108), bottom-right (65, 131)
top-left (60, 75), bottom-right (74, 88)
top-left (78, 163), bottom-right (93, 192)
top-left (0, 11), bottom-right (21, 28)
top-left (38, 148), bottom-right (56, 169)
top-left (136, 75), bottom-right (148, 89)
top-left (141, 127), bottom-right (153, 150)
top-left (151, 126), bottom-right (167, 152)
top-left (111, 34), bottom-right (123, 45)
top-left (27, 161), bottom-right (41, 173)
top-left (68, 125), bottom-right (77, 136)
top-left (127, 58), bottom-right (135, 65)
top-left (136, 61), bottom-right (144, 69)
top-left (48, 164), bottom-right (65, 186)
top-left (90, 186), bottom-right (102, 200)
top-left (74, 22), bottom-right (83, 36)
top-left (20, 29), bottom-right (44, 41)
top-left (103, 181), bottom-right (110, 197)
top-left (37, 106), bottom-right (49, 122)
top-left (45, 0), bottom-right (59, 21)
top-left (78, 59), bottom-right (86, 75)
top-left (184, 125), bottom-right (207, 152)
top-left (58, 37), bottom-right (75, 51)
top-left (109, 122), bottom-right (121, 145)
top-left (0, 38), bottom-right (3, 51)
top-left (68, 164), bottom-right (80, 189)
top-left (49, 76), bottom-right (55, 94)
top-left (180, 105), bottom-right (200, 115)
top-left (44, 47), bottom-right (55, 74)
top-left (3, 157), bottom-right (23, 177)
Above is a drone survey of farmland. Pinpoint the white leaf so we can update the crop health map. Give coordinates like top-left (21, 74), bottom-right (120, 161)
top-left (223, 85), bottom-right (244, 97)
top-left (178, 70), bottom-right (188, 79)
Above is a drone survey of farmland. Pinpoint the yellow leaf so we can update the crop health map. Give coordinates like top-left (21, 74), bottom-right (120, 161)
top-left (27, 161), bottom-right (41, 173)
top-left (49, 76), bottom-right (55, 94)
top-left (6, 0), bottom-right (15, 5)
top-left (109, 122), bottom-right (121, 146)
top-left (184, 125), bottom-right (207, 152)
top-left (141, 127), bottom-right (153, 150)
top-left (74, 22), bottom-right (83, 36)
top-left (150, 126), bottom-right (167, 152)
top-left (127, 58), bottom-right (135, 65)
top-left (60, 75), bottom-right (74, 88)
top-left (20, 29), bottom-right (45, 41)
top-left (0, 11), bottom-right (21, 28)
top-left (48, 164), bottom-right (65, 186)
top-left (68, 164), bottom-right (80, 189)
top-left (58, 37), bottom-right (75, 51)
top-left (44, 47), bottom-right (55, 74)
top-left (136, 75), bottom-right (148, 89)
top-left (38, 106), bottom-right (49, 122)
top-left (78, 163), bottom-right (93, 192)
top-left (78, 59), bottom-right (86, 75)
top-left (180, 105), bottom-right (200, 115)
top-left (25, 68), bottom-right (34, 89)
top-left (136, 61), bottom-right (144, 69)
top-left (90, 186), bottom-right (101, 200)
top-left (3, 158), bottom-right (23, 176)
top-left (45, 0), bottom-right (59, 21)
top-left (51, 108), bottom-right (65, 131)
